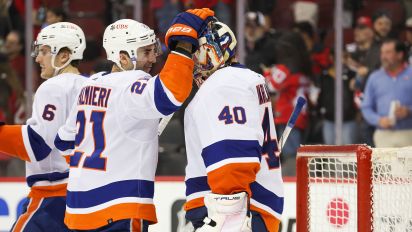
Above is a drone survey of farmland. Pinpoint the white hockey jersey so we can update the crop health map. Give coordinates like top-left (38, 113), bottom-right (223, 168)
top-left (5, 73), bottom-right (86, 194)
top-left (55, 53), bottom-right (194, 230)
top-left (184, 64), bottom-right (284, 231)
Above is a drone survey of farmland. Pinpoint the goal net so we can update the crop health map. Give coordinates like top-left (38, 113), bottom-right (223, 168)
top-left (296, 145), bottom-right (412, 232)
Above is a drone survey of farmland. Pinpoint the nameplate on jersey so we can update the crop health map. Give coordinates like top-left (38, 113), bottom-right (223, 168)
top-left (77, 85), bottom-right (112, 108)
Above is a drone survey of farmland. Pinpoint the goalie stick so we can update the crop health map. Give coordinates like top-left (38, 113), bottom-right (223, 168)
top-left (278, 96), bottom-right (306, 152)
top-left (158, 113), bottom-right (174, 136)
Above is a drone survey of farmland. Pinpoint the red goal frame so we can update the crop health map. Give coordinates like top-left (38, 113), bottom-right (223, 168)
top-left (296, 145), bottom-right (373, 232)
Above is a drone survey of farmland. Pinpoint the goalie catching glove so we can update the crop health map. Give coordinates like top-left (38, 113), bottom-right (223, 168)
top-left (165, 8), bottom-right (214, 53)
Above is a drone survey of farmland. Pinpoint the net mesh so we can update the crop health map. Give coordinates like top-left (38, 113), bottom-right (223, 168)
top-left (307, 154), bottom-right (358, 232)
top-left (371, 148), bottom-right (412, 232)
top-left (304, 147), bottom-right (412, 232)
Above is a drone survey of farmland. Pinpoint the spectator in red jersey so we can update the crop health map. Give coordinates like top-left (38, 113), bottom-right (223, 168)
top-left (263, 31), bottom-right (311, 176)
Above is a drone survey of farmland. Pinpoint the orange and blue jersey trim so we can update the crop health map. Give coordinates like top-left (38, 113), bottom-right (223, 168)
top-left (158, 53), bottom-right (193, 104)
top-left (66, 179), bottom-right (154, 209)
top-left (26, 171), bottom-right (69, 187)
top-left (153, 76), bottom-right (180, 115)
top-left (201, 139), bottom-right (262, 170)
top-left (250, 182), bottom-right (284, 215)
top-left (65, 179), bottom-right (156, 230)
top-left (54, 133), bottom-right (75, 152)
top-left (11, 197), bottom-right (43, 232)
top-left (0, 125), bottom-right (53, 162)
top-left (200, 139), bottom-right (261, 196)
top-left (65, 202), bottom-right (156, 230)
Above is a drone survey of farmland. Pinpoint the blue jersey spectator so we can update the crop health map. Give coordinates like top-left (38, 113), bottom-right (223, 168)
top-left (361, 39), bottom-right (412, 147)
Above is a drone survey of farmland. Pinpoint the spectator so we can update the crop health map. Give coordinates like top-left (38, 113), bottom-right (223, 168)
top-left (361, 39), bottom-right (412, 147)
top-left (264, 63), bottom-right (310, 176)
top-left (292, 0), bottom-right (318, 28)
top-left (372, 10), bottom-right (393, 44)
top-left (346, 16), bottom-right (380, 91)
top-left (183, 0), bottom-right (233, 28)
top-left (247, 0), bottom-right (276, 30)
top-left (264, 31), bottom-right (311, 176)
top-left (44, 7), bottom-right (66, 27)
top-left (0, 52), bottom-right (24, 176)
top-left (346, 16), bottom-right (381, 146)
top-left (2, 30), bottom-right (25, 88)
top-left (404, 17), bottom-right (412, 64)
top-left (317, 51), bottom-right (358, 145)
top-left (244, 11), bottom-right (277, 74)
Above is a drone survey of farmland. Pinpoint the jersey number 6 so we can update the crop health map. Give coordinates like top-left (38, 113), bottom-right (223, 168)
top-left (70, 110), bottom-right (107, 171)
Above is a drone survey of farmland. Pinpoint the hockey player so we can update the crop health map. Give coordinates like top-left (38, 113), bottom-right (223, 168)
top-left (54, 9), bottom-right (214, 231)
top-left (184, 20), bottom-right (284, 232)
top-left (0, 22), bottom-right (87, 231)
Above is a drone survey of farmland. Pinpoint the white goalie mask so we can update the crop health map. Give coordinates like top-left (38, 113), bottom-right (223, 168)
top-left (103, 19), bottom-right (161, 71)
top-left (32, 22), bottom-right (86, 76)
top-left (193, 21), bottom-right (237, 87)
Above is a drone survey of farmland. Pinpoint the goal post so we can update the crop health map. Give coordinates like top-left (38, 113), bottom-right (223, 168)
top-left (296, 145), bottom-right (412, 232)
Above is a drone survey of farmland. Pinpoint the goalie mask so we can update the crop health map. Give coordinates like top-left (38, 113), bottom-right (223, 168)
top-left (193, 21), bottom-right (237, 87)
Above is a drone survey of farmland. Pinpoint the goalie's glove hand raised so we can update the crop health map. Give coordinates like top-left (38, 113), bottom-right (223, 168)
top-left (165, 8), bottom-right (214, 53)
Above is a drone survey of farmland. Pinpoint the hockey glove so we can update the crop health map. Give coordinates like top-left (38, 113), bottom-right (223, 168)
top-left (165, 8), bottom-right (214, 53)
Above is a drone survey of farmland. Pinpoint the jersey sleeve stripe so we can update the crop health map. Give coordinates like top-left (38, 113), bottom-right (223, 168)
top-left (184, 197), bottom-right (206, 211)
top-left (250, 181), bottom-right (284, 215)
top-left (66, 179), bottom-right (154, 209)
top-left (208, 162), bottom-right (260, 196)
top-left (26, 171), bottom-right (69, 187)
top-left (206, 157), bottom-right (260, 173)
top-left (201, 139), bottom-right (262, 168)
top-left (54, 133), bottom-right (75, 152)
top-left (185, 176), bottom-right (210, 196)
top-left (159, 53), bottom-right (193, 103)
top-left (154, 76), bottom-right (180, 115)
top-left (25, 125), bottom-right (52, 161)
top-left (0, 125), bottom-right (30, 161)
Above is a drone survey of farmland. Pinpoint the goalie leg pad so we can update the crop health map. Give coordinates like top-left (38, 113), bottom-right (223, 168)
top-left (195, 192), bottom-right (252, 232)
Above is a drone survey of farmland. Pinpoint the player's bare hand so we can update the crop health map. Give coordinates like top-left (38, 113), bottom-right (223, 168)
top-left (379, 117), bottom-right (393, 129)
top-left (395, 105), bottom-right (410, 119)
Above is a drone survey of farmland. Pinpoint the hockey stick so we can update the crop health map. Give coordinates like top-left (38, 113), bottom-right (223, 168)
top-left (158, 113), bottom-right (174, 136)
top-left (278, 96), bottom-right (307, 152)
